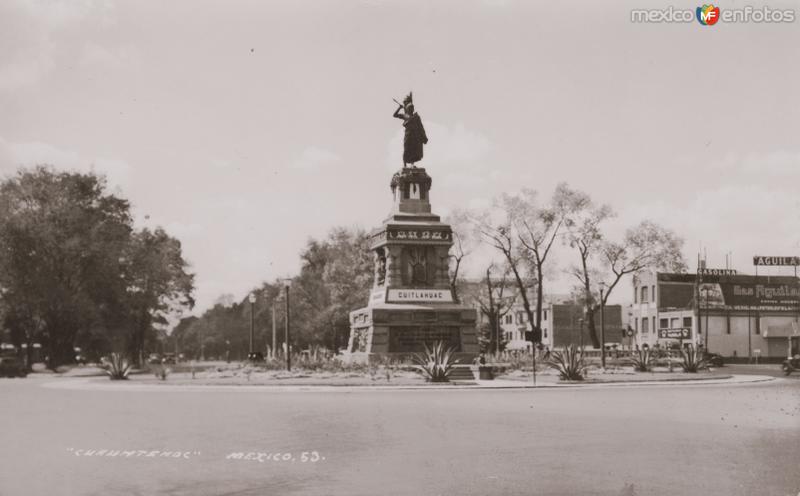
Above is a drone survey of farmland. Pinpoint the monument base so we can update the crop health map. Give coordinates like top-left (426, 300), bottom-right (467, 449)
top-left (345, 303), bottom-right (479, 364)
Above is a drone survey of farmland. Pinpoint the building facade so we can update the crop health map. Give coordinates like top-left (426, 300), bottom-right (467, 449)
top-left (631, 270), bottom-right (800, 358)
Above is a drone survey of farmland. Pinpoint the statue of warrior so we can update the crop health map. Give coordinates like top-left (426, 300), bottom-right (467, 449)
top-left (393, 92), bottom-right (428, 167)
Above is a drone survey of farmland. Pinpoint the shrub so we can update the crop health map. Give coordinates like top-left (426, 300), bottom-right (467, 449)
top-left (628, 348), bottom-right (654, 372)
top-left (679, 348), bottom-right (710, 373)
top-left (411, 341), bottom-right (459, 383)
top-left (106, 353), bottom-right (131, 380)
top-left (546, 345), bottom-right (587, 381)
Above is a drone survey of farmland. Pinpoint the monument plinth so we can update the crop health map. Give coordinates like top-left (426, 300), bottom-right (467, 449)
top-left (346, 167), bottom-right (479, 363)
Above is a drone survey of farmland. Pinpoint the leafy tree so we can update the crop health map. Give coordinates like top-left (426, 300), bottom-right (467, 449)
top-left (473, 199), bottom-right (537, 340)
top-left (564, 190), bottom-right (686, 347)
top-left (504, 184), bottom-right (585, 342)
top-left (120, 227), bottom-right (195, 365)
top-left (0, 166), bottom-right (195, 368)
top-left (446, 209), bottom-right (477, 303)
top-left (474, 263), bottom-right (516, 354)
top-left (0, 166), bottom-right (132, 367)
top-left (291, 227), bottom-right (372, 350)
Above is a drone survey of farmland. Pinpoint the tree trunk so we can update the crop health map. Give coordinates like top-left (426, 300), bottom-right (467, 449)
top-left (587, 307), bottom-right (600, 348)
top-left (535, 263), bottom-right (544, 342)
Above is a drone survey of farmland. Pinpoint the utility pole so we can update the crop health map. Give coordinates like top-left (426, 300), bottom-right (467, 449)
top-left (284, 282), bottom-right (291, 371)
top-left (249, 293), bottom-right (256, 357)
top-left (600, 282), bottom-right (606, 369)
top-left (704, 287), bottom-right (710, 353)
top-left (271, 298), bottom-right (277, 359)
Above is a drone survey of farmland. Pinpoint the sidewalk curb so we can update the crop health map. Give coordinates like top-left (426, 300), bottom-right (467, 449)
top-left (39, 374), bottom-right (777, 393)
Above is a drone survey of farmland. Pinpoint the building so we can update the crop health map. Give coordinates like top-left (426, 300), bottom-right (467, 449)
top-left (463, 282), bottom-right (625, 351)
top-left (631, 269), bottom-right (800, 359)
top-left (544, 303), bottom-right (624, 349)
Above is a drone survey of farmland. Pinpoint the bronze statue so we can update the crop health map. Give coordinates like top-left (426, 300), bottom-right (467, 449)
top-left (393, 92), bottom-right (428, 167)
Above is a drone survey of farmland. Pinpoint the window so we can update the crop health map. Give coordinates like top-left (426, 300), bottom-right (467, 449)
top-left (505, 314), bottom-right (513, 325)
top-left (670, 317), bottom-right (680, 328)
top-left (660, 318), bottom-right (669, 329)
top-left (642, 317), bottom-right (649, 333)
top-left (544, 329), bottom-right (548, 338)
top-left (635, 319), bottom-right (638, 332)
top-left (634, 286), bottom-right (638, 303)
top-left (755, 315), bottom-right (760, 335)
top-left (640, 287), bottom-right (648, 303)
top-left (651, 286), bottom-right (656, 304)
top-left (544, 310), bottom-right (548, 321)
top-left (726, 313), bottom-right (731, 334)
top-left (652, 317), bottom-right (656, 333)
top-left (683, 317), bottom-right (692, 328)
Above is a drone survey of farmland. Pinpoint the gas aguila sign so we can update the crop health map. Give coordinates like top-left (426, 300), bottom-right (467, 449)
top-left (700, 281), bottom-right (800, 312)
top-left (386, 289), bottom-right (454, 303)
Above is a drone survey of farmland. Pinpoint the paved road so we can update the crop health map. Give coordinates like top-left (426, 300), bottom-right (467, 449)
top-left (1, 376), bottom-right (798, 496)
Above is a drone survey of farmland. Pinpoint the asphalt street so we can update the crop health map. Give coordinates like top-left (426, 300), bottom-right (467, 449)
top-left (1, 373), bottom-right (798, 496)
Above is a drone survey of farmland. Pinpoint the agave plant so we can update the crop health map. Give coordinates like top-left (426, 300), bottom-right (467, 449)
top-left (679, 348), bottom-right (710, 373)
top-left (546, 345), bottom-right (587, 381)
top-left (627, 348), bottom-right (654, 372)
top-left (105, 352), bottom-right (131, 380)
top-left (411, 341), bottom-right (459, 383)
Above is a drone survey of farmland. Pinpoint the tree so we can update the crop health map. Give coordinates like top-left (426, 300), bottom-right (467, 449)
top-left (275, 227), bottom-right (372, 351)
top-left (505, 185), bottom-right (585, 343)
top-left (0, 166), bottom-right (133, 368)
top-left (446, 209), bottom-right (477, 303)
top-left (473, 199), bottom-right (537, 341)
top-left (561, 186), bottom-right (614, 349)
top-left (474, 263), bottom-right (516, 354)
top-left (0, 166), bottom-right (195, 368)
top-left (565, 193), bottom-right (686, 347)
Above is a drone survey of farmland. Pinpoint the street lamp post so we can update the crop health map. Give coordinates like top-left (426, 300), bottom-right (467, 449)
top-left (703, 286), bottom-right (710, 353)
top-left (599, 281), bottom-right (607, 369)
top-left (248, 293), bottom-right (257, 360)
top-left (271, 298), bottom-right (277, 360)
top-left (283, 280), bottom-right (291, 371)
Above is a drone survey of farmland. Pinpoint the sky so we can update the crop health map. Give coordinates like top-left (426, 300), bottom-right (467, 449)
top-left (1, 0), bottom-right (798, 315)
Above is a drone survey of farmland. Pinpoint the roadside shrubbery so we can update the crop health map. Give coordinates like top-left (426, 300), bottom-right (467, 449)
top-left (411, 341), bottom-right (459, 383)
top-left (627, 348), bottom-right (655, 372)
top-left (105, 353), bottom-right (131, 380)
top-left (679, 348), bottom-right (709, 373)
top-left (545, 345), bottom-right (587, 381)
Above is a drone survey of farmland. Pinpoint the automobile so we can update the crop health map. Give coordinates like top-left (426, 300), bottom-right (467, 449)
top-left (247, 351), bottom-right (265, 362)
top-left (162, 353), bottom-right (177, 364)
top-left (0, 356), bottom-right (28, 378)
top-left (703, 352), bottom-right (724, 367)
top-left (147, 353), bottom-right (162, 365)
top-left (781, 355), bottom-right (800, 376)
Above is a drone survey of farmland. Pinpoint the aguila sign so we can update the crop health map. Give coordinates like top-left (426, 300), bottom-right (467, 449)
top-left (753, 256), bottom-right (800, 266)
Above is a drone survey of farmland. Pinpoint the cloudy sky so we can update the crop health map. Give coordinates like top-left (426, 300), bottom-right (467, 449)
top-left (1, 0), bottom-right (798, 313)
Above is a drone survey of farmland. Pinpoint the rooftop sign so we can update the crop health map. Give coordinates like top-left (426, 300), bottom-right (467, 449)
top-left (753, 256), bottom-right (800, 266)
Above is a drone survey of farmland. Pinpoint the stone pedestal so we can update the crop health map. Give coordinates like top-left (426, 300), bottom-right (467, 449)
top-left (346, 167), bottom-right (479, 363)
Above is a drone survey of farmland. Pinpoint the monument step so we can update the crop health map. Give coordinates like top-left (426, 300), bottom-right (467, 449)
top-left (448, 365), bottom-right (476, 380)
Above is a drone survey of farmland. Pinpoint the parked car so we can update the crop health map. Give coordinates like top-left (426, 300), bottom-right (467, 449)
top-left (0, 356), bottom-right (28, 378)
top-left (162, 353), bottom-right (177, 364)
top-left (704, 352), bottom-right (724, 367)
top-left (782, 355), bottom-right (800, 376)
top-left (147, 353), bottom-right (162, 365)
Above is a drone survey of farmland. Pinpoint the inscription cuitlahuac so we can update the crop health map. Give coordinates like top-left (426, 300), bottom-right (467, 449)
top-left (387, 289), bottom-right (453, 303)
